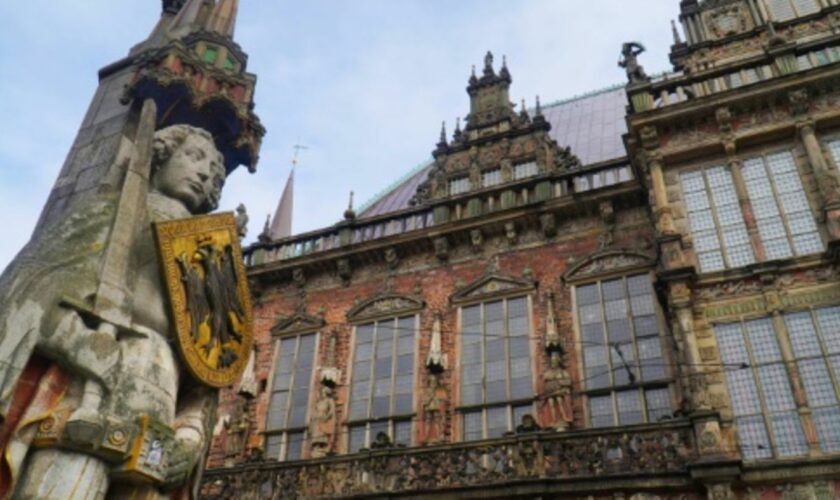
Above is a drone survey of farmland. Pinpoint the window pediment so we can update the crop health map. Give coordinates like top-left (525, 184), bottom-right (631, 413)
top-left (450, 273), bottom-right (535, 304)
top-left (563, 250), bottom-right (655, 283)
top-left (347, 293), bottom-right (424, 322)
top-left (271, 312), bottom-right (325, 337)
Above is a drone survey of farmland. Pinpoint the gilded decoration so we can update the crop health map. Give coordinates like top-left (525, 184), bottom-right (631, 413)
top-left (449, 273), bottom-right (535, 303)
top-left (346, 293), bottom-right (424, 321)
top-left (563, 249), bottom-right (655, 282)
top-left (154, 212), bottom-right (253, 387)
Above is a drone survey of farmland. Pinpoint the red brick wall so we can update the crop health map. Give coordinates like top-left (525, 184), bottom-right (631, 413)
top-left (207, 206), bottom-right (655, 467)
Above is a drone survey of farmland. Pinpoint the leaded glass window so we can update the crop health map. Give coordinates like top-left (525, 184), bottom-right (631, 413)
top-left (514, 161), bottom-right (539, 180)
top-left (482, 168), bottom-right (502, 188)
top-left (265, 333), bottom-right (318, 461)
top-left (784, 308), bottom-right (840, 453)
top-left (347, 316), bottom-right (416, 452)
top-left (763, 0), bottom-right (819, 21)
top-left (460, 296), bottom-right (534, 440)
top-left (575, 274), bottom-right (674, 427)
top-left (680, 167), bottom-right (755, 272)
top-left (715, 319), bottom-right (808, 459)
top-left (449, 177), bottom-right (470, 196)
top-left (742, 152), bottom-right (822, 259)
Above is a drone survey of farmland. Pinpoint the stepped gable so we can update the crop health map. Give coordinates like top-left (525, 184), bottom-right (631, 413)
top-left (359, 85), bottom-right (627, 219)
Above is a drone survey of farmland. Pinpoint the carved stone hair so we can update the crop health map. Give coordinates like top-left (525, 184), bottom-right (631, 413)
top-left (152, 124), bottom-right (225, 213)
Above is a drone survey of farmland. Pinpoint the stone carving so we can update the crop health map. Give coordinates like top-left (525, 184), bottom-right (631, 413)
top-left (224, 398), bottom-right (250, 457)
top-left (505, 221), bottom-right (518, 244)
top-left (309, 385), bottom-right (337, 458)
top-left (542, 351), bottom-right (573, 431)
top-left (619, 42), bottom-right (649, 85)
top-left (544, 290), bottom-right (561, 350)
top-left (271, 310), bottom-right (325, 336)
top-left (470, 229), bottom-right (484, 251)
top-left (201, 425), bottom-right (694, 498)
top-left (235, 203), bottom-right (249, 239)
top-left (706, 483), bottom-right (735, 500)
top-left (292, 267), bottom-right (306, 287)
top-left (450, 273), bottom-right (534, 303)
top-left (564, 250), bottom-right (654, 282)
top-left (696, 279), bottom-right (761, 300)
top-left (598, 200), bottom-right (616, 250)
top-left (337, 257), bottom-right (352, 285)
top-left (0, 123), bottom-right (227, 496)
top-left (426, 312), bottom-right (447, 370)
top-left (705, 4), bottom-right (752, 39)
top-left (421, 372), bottom-right (447, 445)
top-left (347, 293), bottom-right (424, 321)
top-left (433, 236), bottom-right (449, 261)
top-left (384, 247), bottom-right (399, 269)
top-left (540, 213), bottom-right (557, 238)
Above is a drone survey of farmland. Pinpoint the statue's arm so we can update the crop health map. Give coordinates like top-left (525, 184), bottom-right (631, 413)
top-left (165, 382), bottom-right (217, 489)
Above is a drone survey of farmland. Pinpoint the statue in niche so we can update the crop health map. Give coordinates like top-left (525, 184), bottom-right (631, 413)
top-left (225, 397), bottom-right (250, 457)
top-left (0, 123), bottom-right (229, 498)
top-left (542, 350), bottom-right (573, 430)
top-left (618, 42), bottom-right (649, 85)
top-left (309, 384), bottom-right (337, 458)
top-left (422, 371), bottom-right (447, 444)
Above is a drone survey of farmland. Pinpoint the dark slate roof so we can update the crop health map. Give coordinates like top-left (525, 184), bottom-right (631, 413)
top-left (359, 85), bottom-right (628, 219)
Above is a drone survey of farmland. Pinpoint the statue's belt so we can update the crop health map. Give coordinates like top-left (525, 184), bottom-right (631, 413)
top-left (32, 409), bottom-right (173, 485)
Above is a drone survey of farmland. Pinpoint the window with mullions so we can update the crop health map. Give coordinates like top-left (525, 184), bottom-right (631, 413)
top-left (449, 176), bottom-right (470, 196)
top-left (763, 0), bottom-right (820, 22)
top-left (347, 316), bottom-right (415, 453)
top-left (482, 168), bottom-right (502, 188)
top-left (715, 319), bottom-right (808, 460)
top-left (681, 167), bottom-right (755, 272)
top-left (576, 275), bottom-right (673, 427)
top-left (265, 333), bottom-right (318, 461)
top-left (461, 296), bottom-right (533, 440)
top-left (742, 152), bottom-right (822, 259)
top-left (513, 161), bottom-right (539, 180)
top-left (784, 307), bottom-right (840, 454)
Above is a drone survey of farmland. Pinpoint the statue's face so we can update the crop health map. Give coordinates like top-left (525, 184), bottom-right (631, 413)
top-left (153, 134), bottom-right (225, 213)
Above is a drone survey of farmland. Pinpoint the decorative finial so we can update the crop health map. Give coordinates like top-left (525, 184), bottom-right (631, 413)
top-left (671, 20), bottom-right (683, 45)
top-left (469, 65), bottom-right (478, 86)
top-left (258, 213), bottom-right (271, 242)
top-left (519, 98), bottom-right (530, 121)
top-left (499, 55), bottom-right (511, 81)
top-left (483, 51), bottom-right (495, 77)
top-left (426, 311), bottom-right (447, 371)
top-left (437, 121), bottom-right (448, 150)
top-left (453, 117), bottom-right (463, 142)
top-left (344, 191), bottom-right (356, 220)
top-left (535, 95), bottom-right (543, 117)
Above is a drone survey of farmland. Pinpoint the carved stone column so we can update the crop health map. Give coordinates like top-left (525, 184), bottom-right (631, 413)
top-left (650, 155), bottom-right (677, 235)
top-left (797, 120), bottom-right (840, 241)
top-left (726, 154), bottom-right (766, 260)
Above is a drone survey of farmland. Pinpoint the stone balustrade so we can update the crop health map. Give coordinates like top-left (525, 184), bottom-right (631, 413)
top-left (201, 419), bottom-right (696, 499)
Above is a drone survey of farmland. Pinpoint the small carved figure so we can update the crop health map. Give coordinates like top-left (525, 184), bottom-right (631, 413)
top-left (309, 385), bottom-right (337, 458)
top-left (235, 203), bottom-right (249, 238)
top-left (225, 398), bottom-right (250, 457)
top-left (422, 372), bottom-right (447, 444)
top-left (618, 42), bottom-right (649, 85)
top-left (543, 351), bottom-right (573, 430)
top-left (370, 431), bottom-right (393, 449)
top-left (515, 414), bottom-right (542, 434)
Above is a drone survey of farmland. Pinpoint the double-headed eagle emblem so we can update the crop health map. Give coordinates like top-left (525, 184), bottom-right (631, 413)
top-left (155, 213), bottom-right (253, 387)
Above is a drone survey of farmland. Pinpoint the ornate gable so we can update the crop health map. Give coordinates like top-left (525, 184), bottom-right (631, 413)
top-left (563, 249), bottom-right (655, 283)
top-left (450, 273), bottom-right (535, 304)
top-left (271, 312), bottom-right (325, 337)
top-left (347, 294), bottom-right (425, 322)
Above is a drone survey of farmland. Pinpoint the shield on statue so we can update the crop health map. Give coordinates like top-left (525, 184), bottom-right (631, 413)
top-left (154, 213), bottom-right (253, 388)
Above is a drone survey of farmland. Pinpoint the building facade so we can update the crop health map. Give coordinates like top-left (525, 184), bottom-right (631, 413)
top-left (204, 1), bottom-right (840, 498)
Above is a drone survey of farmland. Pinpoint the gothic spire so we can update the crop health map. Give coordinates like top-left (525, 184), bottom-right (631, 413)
top-left (207, 0), bottom-right (239, 38)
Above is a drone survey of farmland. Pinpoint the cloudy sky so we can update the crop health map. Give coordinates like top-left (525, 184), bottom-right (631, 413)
top-left (0, 0), bottom-right (681, 270)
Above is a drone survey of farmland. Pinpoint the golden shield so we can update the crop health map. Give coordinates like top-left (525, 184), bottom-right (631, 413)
top-left (154, 213), bottom-right (253, 388)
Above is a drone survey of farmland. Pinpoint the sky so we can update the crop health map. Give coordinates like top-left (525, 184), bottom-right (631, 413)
top-left (0, 0), bottom-right (681, 271)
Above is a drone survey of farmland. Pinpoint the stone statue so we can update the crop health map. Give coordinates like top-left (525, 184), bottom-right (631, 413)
top-left (0, 123), bottom-right (227, 498)
top-left (618, 42), bottom-right (649, 85)
top-left (421, 372), bottom-right (447, 444)
top-left (235, 203), bottom-right (249, 239)
top-left (542, 351), bottom-right (573, 430)
top-left (309, 385), bottom-right (336, 458)
top-left (225, 397), bottom-right (250, 458)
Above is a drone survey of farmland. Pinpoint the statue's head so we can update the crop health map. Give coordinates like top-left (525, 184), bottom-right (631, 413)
top-left (151, 124), bottom-right (226, 214)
